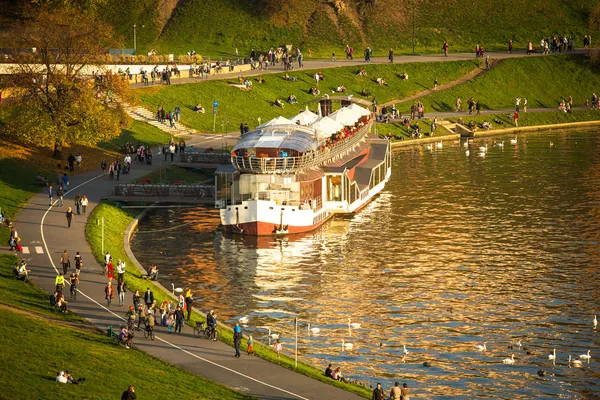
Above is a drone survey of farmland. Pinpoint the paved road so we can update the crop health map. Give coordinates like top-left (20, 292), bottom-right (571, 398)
top-left (131, 50), bottom-right (590, 89)
top-left (9, 139), bottom-right (363, 400)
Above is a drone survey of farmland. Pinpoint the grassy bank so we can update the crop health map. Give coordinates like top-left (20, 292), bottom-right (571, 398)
top-left (449, 109), bottom-right (600, 129)
top-left (0, 119), bottom-right (172, 243)
top-left (395, 55), bottom-right (600, 113)
top-left (85, 201), bottom-right (372, 398)
top-left (137, 60), bottom-right (479, 132)
top-left (0, 254), bottom-right (254, 400)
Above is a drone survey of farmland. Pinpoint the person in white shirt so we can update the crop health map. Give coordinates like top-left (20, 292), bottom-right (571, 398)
top-left (116, 260), bottom-right (126, 283)
top-left (56, 371), bottom-right (68, 383)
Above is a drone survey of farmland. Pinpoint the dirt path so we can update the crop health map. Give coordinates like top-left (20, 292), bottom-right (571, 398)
top-left (381, 59), bottom-right (503, 108)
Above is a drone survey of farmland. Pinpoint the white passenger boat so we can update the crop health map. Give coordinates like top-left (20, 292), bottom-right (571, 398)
top-left (215, 103), bottom-right (391, 235)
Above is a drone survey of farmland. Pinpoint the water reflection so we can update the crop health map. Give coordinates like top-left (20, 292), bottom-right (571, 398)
top-left (131, 129), bottom-right (600, 399)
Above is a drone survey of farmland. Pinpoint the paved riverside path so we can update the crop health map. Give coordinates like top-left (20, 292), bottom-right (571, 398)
top-left (11, 146), bottom-right (363, 400)
top-left (130, 50), bottom-right (591, 89)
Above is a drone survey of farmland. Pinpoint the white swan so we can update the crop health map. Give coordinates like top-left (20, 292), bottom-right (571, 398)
top-left (348, 318), bottom-right (361, 329)
top-left (579, 350), bottom-right (591, 360)
top-left (515, 340), bottom-right (522, 349)
top-left (550, 142), bottom-right (554, 147)
top-left (478, 143), bottom-right (488, 152)
top-left (171, 283), bottom-right (183, 294)
top-left (463, 141), bottom-right (469, 148)
top-left (341, 339), bottom-right (353, 350)
top-left (569, 355), bottom-right (583, 367)
top-left (510, 137), bottom-right (517, 145)
top-left (478, 150), bottom-right (486, 157)
top-left (548, 349), bottom-right (556, 361)
top-left (476, 342), bottom-right (487, 352)
top-left (502, 354), bottom-right (515, 364)
top-left (594, 315), bottom-right (597, 329)
top-left (239, 316), bottom-right (249, 324)
top-left (465, 149), bottom-right (470, 156)
top-left (436, 141), bottom-right (443, 149)
top-left (268, 328), bottom-right (279, 340)
top-left (425, 145), bottom-right (432, 151)
top-left (307, 323), bottom-right (320, 335)
top-left (403, 344), bottom-right (409, 355)
top-left (495, 141), bottom-right (504, 148)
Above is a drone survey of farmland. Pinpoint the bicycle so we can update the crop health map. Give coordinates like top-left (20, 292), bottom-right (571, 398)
top-left (143, 326), bottom-right (155, 341)
top-left (205, 325), bottom-right (220, 340)
top-left (193, 321), bottom-right (204, 337)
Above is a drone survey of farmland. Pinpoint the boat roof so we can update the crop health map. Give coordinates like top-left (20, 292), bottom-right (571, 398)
top-left (233, 125), bottom-right (318, 153)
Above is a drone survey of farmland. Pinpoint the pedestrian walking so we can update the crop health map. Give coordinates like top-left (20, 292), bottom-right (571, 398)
top-left (116, 260), bottom-right (126, 283)
top-left (106, 259), bottom-right (115, 284)
top-left (74, 193), bottom-right (82, 215)
top-left (117, 282), bottom-right (126, 306)
top-left (390, 382), bottom-right (401, 400)
top-left (485, 55), bottom-right (490, 70)
top-left (174, 305), bottom-right (185, 334)
top-left (101, 159), bottom-right (107, 174)
top-left (523, 97), bottom-right (528, 113)
top-left (105, 282), bottom-right (114, 307)
top-left (513, 111), bottom-right (519, 127)
top-left (401, 383), bottom-right (411, 400)
top-left (434, 77), bottom-right (438, 90)
top-left (80, 195), bottom-right (88, 215)
top-left (247, 335), bottom-right (255, 355)
top-left (74, 251), bottom-right (82, 276)
top-left (133, 290), bottom-right (141, 310)
top-left (65, 207), bottom-right (73, 228)
top-left (274, 339), bottom-right (282, 357)
top-left (169, 143), bottom-right (176, 162)
top-left (508, 39), bottom-right (513, 53)
top-left (233, 323), bottom-right (242, 357)
top-left (55, 185), bottom-right (64, 207)
top-left (60, 250), bottom-right (70, 275)
top-left (372, 383), bottom-right (385, 400)
top-left (48, 185), bottom-right (54, 206)
top-left (62, 173), bottom-right (69, 191)
top-left (388, 48), bottom-right (394, 63)
top-left (184, 289), bottom-right (194, 320)
top-left (443, 41), bottom-right (449, 56)
top-left (174, 106), bottom-right (181, 122)
top-left (144, 288), bottom-right (154, 309)
top-left (476, 101), bottom-right (481, 115)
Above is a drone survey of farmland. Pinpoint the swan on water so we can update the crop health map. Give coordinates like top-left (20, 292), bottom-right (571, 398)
top-left (341, 339), bottom-right (353, 350)
top-left (348, 318), bottom-right (361, 329)
top-left (580, 350), bottom-right (591, 361)
top-left (495, 141), bottom-right (504, 148)
top-left (550, 142), bottom-right (554, 147)
top-left (569, 355), bottom-right (583, 367)
top-left (594, 315), bottom-right (597, 329)
top-left (510, 137), bottom-right (517, 145)
top-left (515, 340), bottom-right (522, 349)
top-left (403, 344), bottom-right (409, 355)
top-left (478, 143), bottom-right (488, 152)
top-left (436, 141), bottom-right (443, 149)
top-left (463, 141), bottom-right (469, 148)
top-left (548, 349), bottom-right (556, 361)
top-left (307, 323), bottom-right (321, 335)
top-left (502, 354), bottom-right (515, 364)
top-left (425, 145), bottom-right (432, 151)
top-left (478, 150), bottom-right (486, 157)
top-left (171, 283), bottom-right (183, 294)
top-left (268, 328), bottom-right (279, 340)
top-left (465, 149), bottom-right (470, 156)
top-left (476, 342), bottom-right (487, 352)
top-left (239, 316), bottom-right (249, 324)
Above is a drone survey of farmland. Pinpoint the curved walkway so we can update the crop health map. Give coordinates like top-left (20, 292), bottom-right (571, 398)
top-left (10, 143), bottom-right (362, 400)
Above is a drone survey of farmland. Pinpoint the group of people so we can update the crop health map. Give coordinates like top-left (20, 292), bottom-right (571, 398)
top-left (372, 381), bottom-right (411, 400)
top-left (162, 139), bottom-right (187, 162)
top-left (156, 105), bottom-right (180, 128)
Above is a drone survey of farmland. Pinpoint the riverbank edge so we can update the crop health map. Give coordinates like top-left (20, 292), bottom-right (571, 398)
top-left (388, 119), bottom-right (600, 147)
top-left (120, 205), bottom-right (372, 398)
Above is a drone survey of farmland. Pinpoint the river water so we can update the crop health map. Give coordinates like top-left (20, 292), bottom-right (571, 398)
top-left (131, 129), bottom-right (600, 399)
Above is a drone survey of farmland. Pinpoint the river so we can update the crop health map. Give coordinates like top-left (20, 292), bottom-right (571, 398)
top-left (131, 128), bottom-right (600, 399)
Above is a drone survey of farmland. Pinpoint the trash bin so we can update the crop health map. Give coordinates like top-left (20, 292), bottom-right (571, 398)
top-left (107, 326), bottom-right (113, 338)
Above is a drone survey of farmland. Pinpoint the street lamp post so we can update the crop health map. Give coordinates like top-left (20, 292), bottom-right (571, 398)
top-left (133, 24), bottom-right (137, 54)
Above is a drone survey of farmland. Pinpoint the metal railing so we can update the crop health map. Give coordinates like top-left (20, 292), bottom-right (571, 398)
top-left (179, 152), bottom-right (231, 164)
top-left (232, 121), bottom-right (371, 174)
top-left (113, 184), bottom-right (215, 199)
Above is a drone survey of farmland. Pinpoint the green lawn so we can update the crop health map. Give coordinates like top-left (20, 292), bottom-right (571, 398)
top-left (86, 202), bottom-right (372, 398)
top-left (99, 119), bottom-right (174, 152)
top-left (451, 109), bottom-right (600, 128)
top-left (0, 310), bottom-right (254, 400)
top-left (395, 55), bottom-right (600, 113)
top-left (137, 60), bottom-right (479, 133)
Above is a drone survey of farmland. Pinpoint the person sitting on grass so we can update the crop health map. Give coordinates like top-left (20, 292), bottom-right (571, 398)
top-left (56, 371), bottom-right (68, 383)
top-left (333, 367), bottom-right (349, 383)
top-left (243, 78), bottom-right (253, 88)
top-left (274, 98), bottom-right (284, 108)
top-left (147, 264), bottom-right (158, 280)
top-left (334, 85), bottom-right (346, 93)
top-left (17, 260), bottom-right (30, 282)
top-left (36, 172), bottom-right (48, 186)
top-left (376, 77), bottom-right (387, 86)
top-left (361, 88), bottom-right (372, 97)
top-left (357, 68), bottom-right (367, 77)
top-left (287, 94), bottom-right (297, 104)
top-left (283, 73), bottom-right (297, 82)
top-left (325, 363), bottom-right (334, 378)
top-left (399, 72), bottom-right (409, 80)
top-left (193, 103), bottom-right (205, 113)
top-left (482, 121), bottom-right (491, 130)
top-left (309, 87), bottom-right (320, 96)
top-left (256, 77), bottom-right (265, 84)
top-left (56, 293), bottom-right (68, 312)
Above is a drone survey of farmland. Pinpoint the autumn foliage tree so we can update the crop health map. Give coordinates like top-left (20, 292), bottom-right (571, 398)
top-left (3, 6), bottom-right (131, 156)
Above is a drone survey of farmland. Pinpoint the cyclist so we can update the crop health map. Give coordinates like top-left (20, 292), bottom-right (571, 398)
top-left (68, 272), bottom-right (79, 298)
top-left (146, 311), bottom-right (156, 337)
top-left (55, 273), bottom-right (65, 293)
top-left (125, 305), bottom-right (136, 330)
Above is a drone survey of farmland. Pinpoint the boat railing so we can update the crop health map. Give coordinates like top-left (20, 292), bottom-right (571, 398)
top-left (232, 121), bottom-right (370, 174)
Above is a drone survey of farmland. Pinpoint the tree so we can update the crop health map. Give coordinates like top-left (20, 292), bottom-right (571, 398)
top-left (3, 6), bottom-right (131, 157)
